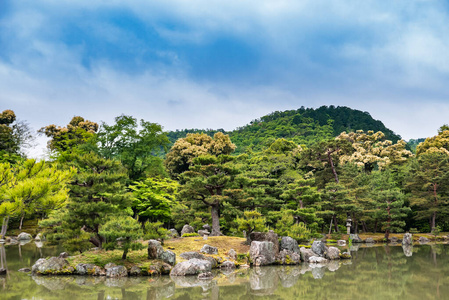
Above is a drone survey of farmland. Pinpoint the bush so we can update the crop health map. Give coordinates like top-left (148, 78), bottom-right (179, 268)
top-left (182, 233), bottom-right (200, 237)
top-left (144, 221), bottom-right (169, 243)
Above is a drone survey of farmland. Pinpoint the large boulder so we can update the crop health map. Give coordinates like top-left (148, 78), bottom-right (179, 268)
top-left (349, 234), bottom-right (362, 243)
top-left (35, 233), bottom-right (43, 241)
top-left (159, 250), bottom-right (176, 266)
top-left (17, 232), bottom-right (32, 241)
top-left (299, 247), bottom-right (315, 262)
top-left (280, 236), bottom-right (299, 254)
top-left (390, 236), bottom-right (399, 243)
top-left (170, 259), bottom-right (212, 276)
top-left (221, 260), bottom-right (236, 269)
top-left (200, 244), bottom-right (218, 255)
top-left (129, 266), bottom-right (142, 276)
top-left (181, 224), bottom-right (195, 236)
top-left (402, 233), bottom-right (413, 246)
top-left (168, 229), bottom-right (179, 238)
top-left (75, 263), bottom-right (104, 276)
top-left (249, 230), bottom-right (279, 254)
top-left (227, 249), bottom-right (237, 260)
top-left (276, 249), bottom-right (301, 265)
top-left (105, 265), bottom-right (128, 278)
top-left (311, 241), bottom-right (327, 256)
top-left (418, 236), bottom-right (430, 244)
top-left (148, 240), bottom-right (176, 265)
top-left (250, 241), bottom-right (276, 266)
top-left (325, 247), bottom-right (340, 260)
top-left (31, 257), bottom-right (74, 275)
top-left (365, 238), bottom-right (375, 244)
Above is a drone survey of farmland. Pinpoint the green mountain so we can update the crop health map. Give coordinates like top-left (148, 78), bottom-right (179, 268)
top-left (167, 105), bottom-right (403, 154)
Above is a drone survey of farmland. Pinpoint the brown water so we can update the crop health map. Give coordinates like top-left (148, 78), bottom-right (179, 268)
top-left (1, 242), bottom-right (448, 299)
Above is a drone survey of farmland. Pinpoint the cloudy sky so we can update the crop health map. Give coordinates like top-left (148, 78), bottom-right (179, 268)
top-left (1, 1), bottom-right (449, 157)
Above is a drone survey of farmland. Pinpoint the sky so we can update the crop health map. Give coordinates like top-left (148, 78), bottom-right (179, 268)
top-left (1, 1), bottom-right (449, 158)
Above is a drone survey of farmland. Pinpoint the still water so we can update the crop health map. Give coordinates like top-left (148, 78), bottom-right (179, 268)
top-left (1, 242), bottom-right (449, 299)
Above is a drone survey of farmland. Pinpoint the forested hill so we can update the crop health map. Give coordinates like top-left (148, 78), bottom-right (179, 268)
top-left (167, 105), bottom-right (402, 154)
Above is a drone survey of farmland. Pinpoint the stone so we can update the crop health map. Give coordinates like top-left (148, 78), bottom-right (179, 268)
top-left (197, 272), bottom-right (213, 279)
top-left (325, 246), bottom-right (340, 260)
top-left (170, 259), bottom-right (212, 276)
top-left (35, 233), bottom-right (43, 241)
top-left (299, 247), bottom-right (316, 262)
top-left (337, 240), bottom-right (346, 246)
top-left (221, 260), bottom-right (236, 269)
top-left (309, 256), bottom-right (328, 263)
top-left (390, 236), bottom-right (399, 243)
top-left (180, 224), bottom-right (195, 236)
top-left (365, 238), bottom-right (375, 243)
top-left (202, 224), bottom-right (212, 232)
top-left (17, 232), bottom-right (32, 241)
top-left (9, 238), bottom-right (18, 245)
top-left (106, 265), bottom-right (128, 278)
top-left (418, 236), bottom-right (430, 244)
top-left (168, 229), bottom-right (179, 238)
top-left (75, 263), bottom-right (104, 276)
top-left (180, 252), bottom-right (206, 260)
top-left (280, 236), bottom-right (300, 254)
top-left (198, 229), bottom-right (210, 236)
top-left (129, 266), bottom-right (142, 276)
top-left (350, 234), bottom-right (362, 243)
top-left (227, 249), bottom-right (237, 260)
top-left (250, 241), bottom-right (276, 266)
top-left (249, 230), bottom-right (279, 254)
top-left (200, 244), bottom-right (218, 255)
top-left (148, 239), bottom-right (164, 259)
top-left (340, 252), bottom-right (351, 259)
top-left (58, 252), bottom-right (69, 258)
top-left (104, 263), bottom-right (117, 270)
top-left (402, 233), bottom-right (413, 246)
top-left (311, 241), bottom-right (327, 256)
top-left (18, 268), bottom-right (31, 273)
top-left (159, 250), bottom-right (176, 266)
top-left (31, 257), bottom-right (75, 275)
top-left (276, 249), bottom-right (301, 265)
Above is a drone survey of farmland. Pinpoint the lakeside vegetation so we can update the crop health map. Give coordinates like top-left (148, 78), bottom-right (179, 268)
top-left (1, 106), bottom-right (449, 262)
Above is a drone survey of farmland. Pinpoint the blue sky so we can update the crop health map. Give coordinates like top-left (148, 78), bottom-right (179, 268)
top-left (1, 1), bottom-right (449, 157)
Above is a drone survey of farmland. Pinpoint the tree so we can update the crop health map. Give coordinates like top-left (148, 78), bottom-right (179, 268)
top-left (129, 177), bottom-right (178, 223)
top-left (0, 159), bottom-right (73, 237)
top-left (100, 216), bottom-right (144, 260)
top-left (405, 148), bottom-right (449, 230)
top-left (39, 116), bottom-right (98, 154)
top-left (0, 109), bottom-right (33, 160)
top-left (165, 132), bottom-right (236, 178)
top-left (178, 155), bottom-right (238, 236)
top-left (96, 115), bottom-right (170, 180)
top-left (416, 129), bottom-right (449, 155)
top-left (236, 210), bottom-right (267, 244)
top-left (274, 209), bottom-right (318, 241)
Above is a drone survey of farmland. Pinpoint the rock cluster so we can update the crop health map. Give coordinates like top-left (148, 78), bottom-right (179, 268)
top-left (148, 239), bottom-right (176, 265)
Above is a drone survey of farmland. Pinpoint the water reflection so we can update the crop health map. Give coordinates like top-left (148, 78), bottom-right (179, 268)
top-left (2, 243), bottom-right (449, 299)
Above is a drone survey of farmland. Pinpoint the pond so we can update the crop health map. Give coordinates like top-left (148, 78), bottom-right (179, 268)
top-left (1, 241), bottom-right (449, 299)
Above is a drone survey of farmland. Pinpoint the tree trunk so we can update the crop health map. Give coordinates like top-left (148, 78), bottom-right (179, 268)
top-left (122, 248), bottom-right (128, 260)
top-left (362, 221), bottom-right (368, 233)
top-left (1, 216), bottom-right (9, 239)
top-left (374, 220), bottom-right (378, 233)
top-left (19, 214), bottom-right (24, 230)
top-left (210, 205), bottom-right (221, 236)
top-left (432, 211), bottom-right (437, 230)
top-left (333, 214), bottom-right (339, 232)
top-left (328, 151), bottom-right (339, 183)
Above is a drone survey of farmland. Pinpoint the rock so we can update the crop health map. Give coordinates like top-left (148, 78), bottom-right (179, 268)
top-left (203, 224), bottom-right (212, 232)
top-left (198, 272), bottom-right (213, 279)
top-left (58, 252), bottom-right (69, 258)
top-left (35, 233), bottom-right (43, 241)
top-left (106, 265), bottom-right (128, 278)
top-left (365, 238), bottom-right (375, 243)
top-left (276, 249), bottom-right (301, 265)
top-left (311, 241), bottom-right (327, 256)
top-left (337, 240), bottom-right (346, 246)
top-left (340, 252), bottom-right (351, 259)
top-left (168, 229), bottom-right (179, 238)
top-left (402, 245), bottom-right (413, 257)
top-left (249, 230), bottom-right (279, 254)
top-left (227, 249), bottom-right (237, 260)
top-left (402, 233), bottom-right (413, 245)
top-left (221, 260), bottom-right (236, 269)
top-left (0, 268), bottom-right (6, 275)
top-left (198, 229), bottom-right (210, 236)
top-left (170, 259), bottom-right (212, 276)
top-left (9, 238), bottom-right (18, 245)
top-left (350, 234), bottom-right (362, 243)
top-left (180, 252), bottom-right (206, 260)
top-left (200, 244), bottom-right (218, 255)
top-left (104, 263), bottom-right (117, 270)
top-left (17, 232), bottom-right (32, 241)
top-left (129, 266), bottom-right (142, 276)
top-left (250, 241), bottom-right (276, 266)
top-left (390, 236), bottom-right (399, 243)
top-left (280, 236), bottom-right (300, 254)
top-left (159, 250), bottom-right (176, 266)
top-left (299, 247), bottom-right (316, 262)
top-left (18, 268), bottom-right (31, 273)
top-left (31, 257), bottom-right (75, 275)
top-left (418, 236), bottom-right (430, 244)
top-left (143, 261), bottom-right (172, 276)
top-left (75, 263), bottom-right (104, 276)
top-left (325, 247), bottom-right (340, 260)
top-left (180, 224), bottom-right (195, 236)
top-left (148, 239), bottom-right (164, 259)
top-left (309, 256), bottom-right (328, 263)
